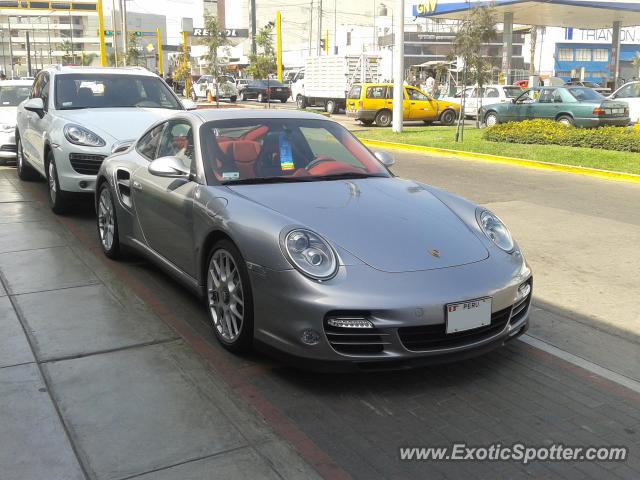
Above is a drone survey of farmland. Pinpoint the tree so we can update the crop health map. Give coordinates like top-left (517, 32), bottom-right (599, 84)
top-left (125, 32), bottom-right (141, 66)
top-left (633, 53), bottom-right (640, 77)
top-left (81, 53), bottom-right (97, 66)
top-left (198, 15), bottom-right (230, 77)
top-left (59, 40), bottom-right (74, 64)
top-left (452, 6), bottom-right (498, 135)
top-left (246, 24), bottom-right (276, 80)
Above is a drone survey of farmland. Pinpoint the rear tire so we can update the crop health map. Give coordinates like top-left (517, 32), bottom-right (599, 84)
top-left (205, 240), bottom-right (254, 353)
top-left (16, 135), bottom-right (38, 181)
top-left (439, 109), bottom-right (457, 126)
top-left (280, 98), bottom-right (287, 103)
top-left (46, 151), bottom-right (69, 215)
top-left (239, 91), bottom-right (246, 101)
top-left (557, 115), bottom-right (574, 127)
top-left (326, 99), bottom-right (337, 114)
top-left (375, 109), bottom-right (392, 127)
top-left (258, 93), bottom-right (265, 103)
top-left (97, 184), bottom-right (121, 259)
top-left (230, 96), bottom-right (237, 103)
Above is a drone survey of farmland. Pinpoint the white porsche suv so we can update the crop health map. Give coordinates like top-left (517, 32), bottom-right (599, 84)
top-left (16, 66), bottom-right (194, 213)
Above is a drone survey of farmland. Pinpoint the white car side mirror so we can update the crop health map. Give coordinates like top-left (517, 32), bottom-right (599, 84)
top-left (24, 97), bottom-right (45, 117)
top-left (148, 156), bottom-right (191, 179)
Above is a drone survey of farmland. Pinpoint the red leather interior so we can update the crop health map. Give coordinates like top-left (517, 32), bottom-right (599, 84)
top-left (215, 140), bottom-right (260, 178)
top-left (242, 125), bottom-right (269, 142)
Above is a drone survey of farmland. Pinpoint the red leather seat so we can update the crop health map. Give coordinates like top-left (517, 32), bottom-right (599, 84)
top-left (231, 141), bottom-right (260, 178)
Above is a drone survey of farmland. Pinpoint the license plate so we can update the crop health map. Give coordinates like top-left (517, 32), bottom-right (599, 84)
top-left (446, 297), bottom-right (491, 334)
top-left (275, 88), bottom-right (282, 92)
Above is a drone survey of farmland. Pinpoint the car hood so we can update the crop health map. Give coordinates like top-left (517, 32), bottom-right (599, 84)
top-left (229, 177), bottom-right (489, 273)
top-left (0, 107), bottom-right (18, 125)
top-left (54, 107), bottom-right (179, 143)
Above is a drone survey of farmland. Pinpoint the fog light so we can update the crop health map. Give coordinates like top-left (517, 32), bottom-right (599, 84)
top-left (515, 282), bottom-right (531, 303)
top-left (79, 181), bottom-right (88, 188)
top-left (300, 329), bottom-right (321, 345)
top-left (326, 317), bottom-right (374, 329)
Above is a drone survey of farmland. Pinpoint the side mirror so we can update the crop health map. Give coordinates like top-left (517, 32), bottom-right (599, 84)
top-left (511, 98), bottom-right (516, 104)
top-left (111, 140), bottom-right (134, 154)
top-left (24, 97), bottom-right (45, 117)
top-left (374, 151), bottom-right (395, 167)
top-left (148, 156), bottom-right (191, 178)
top-left (181, 99), bottom-right (197, 110)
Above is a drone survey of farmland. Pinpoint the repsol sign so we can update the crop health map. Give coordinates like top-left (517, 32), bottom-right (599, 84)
top-left (192, 28), bottom-right (249, 38)
top-left (414, 0), bottom-right (439, 15)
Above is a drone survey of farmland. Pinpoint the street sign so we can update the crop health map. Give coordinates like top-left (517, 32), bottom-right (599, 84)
top-left (192, 28), bottom-right (249, 38)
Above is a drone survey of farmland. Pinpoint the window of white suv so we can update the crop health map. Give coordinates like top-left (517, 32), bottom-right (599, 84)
top-left (54, 74), bottom-right (182, 110)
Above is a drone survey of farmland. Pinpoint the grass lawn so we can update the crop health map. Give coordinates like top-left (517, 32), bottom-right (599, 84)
top-left (355, 126), bottom-right (640, 175)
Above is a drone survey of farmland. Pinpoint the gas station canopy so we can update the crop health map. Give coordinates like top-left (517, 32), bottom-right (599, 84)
top-left (414, 0), bottom-right (640, 29)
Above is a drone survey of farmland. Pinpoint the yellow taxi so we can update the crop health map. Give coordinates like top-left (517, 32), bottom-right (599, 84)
top-left (346, 83), bottom-right (460, 127)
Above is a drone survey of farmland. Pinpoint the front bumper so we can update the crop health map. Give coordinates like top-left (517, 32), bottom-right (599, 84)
top-left (250, 256), bottom-right (532, 370)
top-left (53, 144), bottom-right (111, 193)
top-left (0, 131), bottom-right (17, 160)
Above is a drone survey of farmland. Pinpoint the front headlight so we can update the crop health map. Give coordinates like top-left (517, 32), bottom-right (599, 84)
top-left (477, 209), bottom-right (515, 253)
top-left (0, 123), bottom-right (15, 132)
top-left (283, 228), bottom-right (338, 280)
top-left (63, 124), bottom-right (106, 147)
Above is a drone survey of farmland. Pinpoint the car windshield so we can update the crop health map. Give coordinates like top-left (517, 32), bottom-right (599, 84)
top-left (503, 86), bottom-right (522, 98)
top-left (55, 74), bottom-right (182, 110)
top-left (200, 118), bottom-right (390, 185)
top-left (568, 87), bottom-right (603, 102)
top-left (0, 85), bottom-right (31, 106)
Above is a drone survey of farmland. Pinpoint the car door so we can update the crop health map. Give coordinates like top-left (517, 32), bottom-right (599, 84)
top-left (364, 85), bottom-right (387, 116)
top-left (612, 83), bottom-right (640, 123)
top-left (406, 87), bottom-right (436, 121)
top-left (464, 87), bottom-right (478, 116)
top-left (22, 71), bottom-right (51, 171)
top-left (534, 88), bottom-right (559, 120)
top-left (384, 87), bottom-right (410, 119)
top-left (132, 119), bottom-right (199, 277)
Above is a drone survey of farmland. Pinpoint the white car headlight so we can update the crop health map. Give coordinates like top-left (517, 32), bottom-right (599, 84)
top-left (283, 229), bottom-right (338, 280)
top-left (477, 209), bottom-right (515, 253)
top-left (63, 124), bottom-right (106, 147)
top-left (0, 123), bottom-right (15, 132)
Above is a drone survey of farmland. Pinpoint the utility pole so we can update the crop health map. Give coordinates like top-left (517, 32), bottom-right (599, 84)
top-left (317, 0), bottom-right (322, 55)
top-left (97, 0), bottom-right (107, 66)
top-left (392, 0), bottom-right (404, 133)
top-left (276, 11), bottom-right (283, 81)
top-left (250, 0), bottom-right (257, 55)
top-left (120, 0), bottom-right (128, 64)
top-left (308, 0), bottom-right (313, 55)
top-left (1, 32), bottom-right (6, 76)
top-left (69, 9), bottom-right (75, 64)
top-left (46, 16), bottom-right (52, 64)
top-left (7, 15), bottom-right (14, 78)
top-left (334, 0), bottom-right (337, 54)
top-left (26, 31), bottom-right (32, 77)
top-left (111, 0), bottom-right (119, 66)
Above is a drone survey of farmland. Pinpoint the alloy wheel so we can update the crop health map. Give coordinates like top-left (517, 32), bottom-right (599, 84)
top-left (48, 161), bottom-right (57, 203)
top-left (485, 113), bottom-right (498, 127)
top-left (207, 249), bottom-right (245, 342)
top-left (97, 188), bottom-right (115, 251)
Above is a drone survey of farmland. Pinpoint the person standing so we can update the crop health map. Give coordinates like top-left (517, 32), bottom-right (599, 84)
top-left (426, 73), bottom-right (436, 95)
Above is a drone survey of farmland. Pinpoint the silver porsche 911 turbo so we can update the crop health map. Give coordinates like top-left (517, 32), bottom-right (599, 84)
top-left (95, 110), bottom-right (532, 370)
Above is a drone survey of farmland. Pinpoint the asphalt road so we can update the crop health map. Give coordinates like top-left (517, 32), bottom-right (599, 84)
top-left (2, 153), bottom-right (639, 479)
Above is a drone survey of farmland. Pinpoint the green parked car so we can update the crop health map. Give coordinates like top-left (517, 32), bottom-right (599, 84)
top-left (481, 86), bottom-right (630, 128)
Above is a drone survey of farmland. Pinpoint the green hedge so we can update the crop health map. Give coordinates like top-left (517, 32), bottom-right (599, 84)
top-left (483, 119), bottom-right (640, 153)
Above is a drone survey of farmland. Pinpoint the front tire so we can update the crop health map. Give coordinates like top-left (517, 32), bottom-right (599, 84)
top-left (97, 184), bottom-right (121, 259)
top-left (239, 91), bottom-right (246, 101)
top-left (296, 95), bottom-right (307, 109)
top-left (258, 93), bottom-right (265, 103)
top-left (46, 152), bottom-right (69, 214)
top-left (205, 240), bottom-right (254, 353)
top-left (375, 109), bottom-right (392, 127)
top-left (484, 111), bottom-right (499, 127)
top-left (439, 109), bottom-right (457, 126)
top-left (16, 135), bottom-right (38, 181)
top-left (280, 98), bottom-right (287, 103)
top-left (230, 95), bottom-right (237, 103)
top-left (326, 99), bottom-right (337, 114)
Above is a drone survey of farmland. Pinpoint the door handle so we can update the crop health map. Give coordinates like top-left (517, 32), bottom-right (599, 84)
top-left (132, 181), bottom-right (142, 191)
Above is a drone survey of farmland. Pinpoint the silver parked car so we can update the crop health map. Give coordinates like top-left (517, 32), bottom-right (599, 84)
top-left (0, 79), bottom-right (33, 163)
top-left (95, 110), bottom-right (532, 370)
top-left (16, 66), bottom-right (195, 213)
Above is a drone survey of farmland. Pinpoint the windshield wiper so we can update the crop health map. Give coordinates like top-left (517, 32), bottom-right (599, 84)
top-left (222, 175), bottom-right (316, 185)
top-left (314, 172), bottom-right (386, 181)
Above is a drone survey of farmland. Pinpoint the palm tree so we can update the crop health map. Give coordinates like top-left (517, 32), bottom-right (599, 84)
top-left (633, 53), bottom-right (640, 77)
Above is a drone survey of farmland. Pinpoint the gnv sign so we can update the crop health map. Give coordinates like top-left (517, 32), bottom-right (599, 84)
top-left (192, 28), bottom-right (249, 38)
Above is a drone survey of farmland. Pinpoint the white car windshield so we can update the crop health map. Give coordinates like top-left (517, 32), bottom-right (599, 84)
top-left (0, 85), bottom-right (31, 106)
top-left (55, 74), bottom-right (182, 110)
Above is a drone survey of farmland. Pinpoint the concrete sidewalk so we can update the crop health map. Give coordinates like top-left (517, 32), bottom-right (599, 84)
top-left (0, 168), bottom-right (319, 480)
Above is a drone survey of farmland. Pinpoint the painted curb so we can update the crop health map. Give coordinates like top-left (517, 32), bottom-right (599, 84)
top-left (360, 138), bottom-right (640, 185)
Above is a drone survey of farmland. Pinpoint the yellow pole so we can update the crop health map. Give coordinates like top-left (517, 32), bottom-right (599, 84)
top-left (325, 30), bottom-right (329, 54)
top-left (97, 0), bottom-right (107, 66)
top-left (156, 27), bottom-right (163, 76)
top-left (182, 30), bottom-right (190, 98)
top-left (276, 11), bottom-right (283, 82)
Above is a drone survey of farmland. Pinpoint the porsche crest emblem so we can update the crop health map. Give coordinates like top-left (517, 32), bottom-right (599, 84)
top-left (429, 249), bottom-right (441, 258)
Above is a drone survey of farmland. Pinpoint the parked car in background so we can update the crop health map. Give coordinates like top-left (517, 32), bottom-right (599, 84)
top-left (95, 109), bottom-right (532, 368)
top-left (0, 79), bottom-right (33, 163)
top-left (347, 83), bottom-right (460, 127)
top-left (16, 66), bottom-right (195, 213)
top-left (186, 74), bottom-right (238, 103)
top-left (564, 80), bottom-right (611, 95)
top-left (239, 80), bottom-right (290, 103)
top-left (481, 86), bottom-right (629, 128)
top-left (608, 81), bottom-right (640, 124)
top-left (440, 85), bottom-right (523, 118)
top-left (236, 78), bottom-right (250, 94)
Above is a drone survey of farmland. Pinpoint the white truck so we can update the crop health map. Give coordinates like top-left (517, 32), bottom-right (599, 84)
top-left (291, 55), bottom-right (381, 114)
